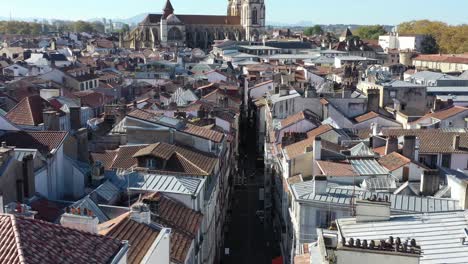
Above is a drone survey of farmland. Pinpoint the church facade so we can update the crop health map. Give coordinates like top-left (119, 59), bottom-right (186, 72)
top-left (121, 0), bottom-right (266, 50)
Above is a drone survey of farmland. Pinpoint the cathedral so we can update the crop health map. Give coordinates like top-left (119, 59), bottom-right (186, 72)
top-left (121, 0), bottom-right (266, 50)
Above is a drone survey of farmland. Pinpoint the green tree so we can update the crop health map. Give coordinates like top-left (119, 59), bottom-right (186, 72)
top-left (73, 21), bottom-right (94, 33)
top-left (120, 24), bottom-right (130, 33)
top-left (420, 35), bottom-right (439, 54)
top-left (91, 22), bottom-right (105, 33)
top-left (354, 25), bottom-right (387, 40)
top-left (303, 25), bottom-right (324, 36)
top-left (398, 20), bottom-right (468, 53)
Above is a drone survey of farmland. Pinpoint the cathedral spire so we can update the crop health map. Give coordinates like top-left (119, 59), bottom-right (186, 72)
top-left (163, 0), bottom-right (174, 18)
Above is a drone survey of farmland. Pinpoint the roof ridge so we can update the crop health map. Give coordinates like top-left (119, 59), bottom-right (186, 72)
top-left (174, 151), bottom-right (208, 175)
top-left (9, 215), bottom-right (26, 264)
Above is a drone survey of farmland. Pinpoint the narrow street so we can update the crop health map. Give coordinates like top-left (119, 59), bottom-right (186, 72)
top-left (222, 103), bottom-right (277, 264)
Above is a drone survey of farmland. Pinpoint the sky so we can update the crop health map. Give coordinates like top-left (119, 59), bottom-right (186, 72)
top-left (1, 0), bottom-right (467, 25)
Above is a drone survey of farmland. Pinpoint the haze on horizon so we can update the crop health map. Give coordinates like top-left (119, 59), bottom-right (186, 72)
top-left (0, 0), bottom-right (466, 25)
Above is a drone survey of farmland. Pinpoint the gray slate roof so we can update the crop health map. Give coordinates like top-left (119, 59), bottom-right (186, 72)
top-left (337, 211), bottom-right (468, 263)
top-left (292, 183), bottom-right (461, 214)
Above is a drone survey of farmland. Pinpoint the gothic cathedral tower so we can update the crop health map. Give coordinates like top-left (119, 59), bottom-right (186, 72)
top-left (240, 0), bottom-right (265, 40)
top-left (227, 0), bottom-right (242, 16)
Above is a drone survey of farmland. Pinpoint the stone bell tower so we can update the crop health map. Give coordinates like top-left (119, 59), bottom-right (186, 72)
top-left (241, 0), bottom-right (265, 41)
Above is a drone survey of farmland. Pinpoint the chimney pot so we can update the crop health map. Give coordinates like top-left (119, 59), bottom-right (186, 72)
top-left (453, 135), bottom-right (461, 150)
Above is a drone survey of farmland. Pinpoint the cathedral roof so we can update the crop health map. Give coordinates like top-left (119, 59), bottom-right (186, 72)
top-left (142, 14), bottom-right (241, 26)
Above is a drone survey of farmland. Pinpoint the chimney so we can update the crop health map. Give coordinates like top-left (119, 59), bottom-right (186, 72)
top-left (385, 136), bottom-right (399, 155)
top-left (313, 176), bottom-right (328, 195)
top-left (4, 202), bottom-right (37, 219)
top-left (314, 137), bottom-right (322, 161)
top-left (371, 123), bottom-right (379, 137)
top-left (43, 110), bottom-right (60, 131)
top-left (69, 106), bottom-right (81, 130)
top-left (420, 170), bottom-right (439, 196)
top-left (60, 207), bottom-right (99, 233)
top-left (313, 137), bottom-right (322, 176)
top-left (0, 193), bottom-right (3, 214)
top-left (402, 136), bottom-right (418, 161)
top-left (355, 197), bottom-right (391, 223)
top-left (367, 89), bottom-right (380, 113)
top-left (22, 154), bottom-right (35, 199)
top-left (91, 161), bottom-right (105, 186)
top-left (130, 203), bottom-right (151, 224)
top-left (143, 192), bottom-right (162, 216)
top-left (74, 128), bottom-right (89, 163)
top-left (453, 135), bottom-right (461, 150)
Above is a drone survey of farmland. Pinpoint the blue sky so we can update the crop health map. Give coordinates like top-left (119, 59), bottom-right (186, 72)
top-left (1, 0), bottom-right (467, 25)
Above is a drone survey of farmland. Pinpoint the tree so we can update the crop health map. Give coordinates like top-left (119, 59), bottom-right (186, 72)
top-left (91, 22), bottom-right (105, 33)
top-left (398, 20), bottom-right (468, 53)
top-left (354, 25), bottom-right (387, 40)
top-left (303, 25), bottom-right (324, 36)
top-left (120, 24), bottom-right (130, 33)
top-left (73, 21), bottom-right (94, 33)
top-left (420, 35), bottom-right (439, 54)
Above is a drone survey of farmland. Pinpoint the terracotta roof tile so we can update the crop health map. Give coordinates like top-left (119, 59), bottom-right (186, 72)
top-left (382, 129), bottom-right (468, 154)
top-left (306, 124), bottom-right (333, 138)
top-left (280, 111), bottom-right (306, 128)
top-left (110, 145), bottom-right (147, 170)
top-left (0, 214), bottom-right (124, 264)
top-left (91, 150), bottom-right (118, 170)
top-left (414, 54), bottom-right (468, 64)
top-left (5, 95), bottom-right (61, 126)
top-left (284, 138), bottom-right (313, 160)
top-left (143, 193), bottom-right (203, 263)
top-left (133, 143), bottom-right (218, 175)
top-left (412, 106), bottom-right (468, 123)
top-left (354, 111), bottom-right (380, 123)
top-left (0, 131), bottom-right (67, 154)
top-left (378, 152), bottom-right (411, 171)
top-left (317, 160), bottom-right (358, 176)
top-left (183, 123), bottom-right (224, 143)
top-left (100, 213), bottom-right (159, 264)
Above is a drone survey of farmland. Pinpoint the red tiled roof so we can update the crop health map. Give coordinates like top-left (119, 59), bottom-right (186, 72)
top-left (91, 150), bottom-right (118, 170)
top-left (183, 123), bottom-right (224, 143)
top-left (306, 124), bottom-right (334, 138)
top-left (110, 145), bottom-right (147, 170)
top-left (133, 143), bottom-right (218, 175)
top-left (143, 193), bottom-right (203, 264)
top-left (316, 160), bottom-right (357, 176)
top-left (414, 54), bottom-right (468, 64)
top-left (412, 106), bottom-right (468, 123)
top-left (280, 111), bottom-right (306, 128)
top-left (100, 213), bottom-right (160, 264)
top-left (0, 214), bottom-right (124, 264)
top-left (382, 129), bottom-right (468, 154)
top-left (5, 95), bottom-right (60, 126)
top-left (354, 111), bottom-right (380, 123)
top-left (0, 131), bottom-right (67, 154)
top-left (73, 91), bottom-right (106, 108)
top-left (378, 152), bottom-right (411, 171)
top-left (284, 138), bottom-right (313, 160)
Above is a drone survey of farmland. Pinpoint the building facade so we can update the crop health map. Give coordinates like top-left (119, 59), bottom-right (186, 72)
top-left (121, 0), bottom-right (266, 50)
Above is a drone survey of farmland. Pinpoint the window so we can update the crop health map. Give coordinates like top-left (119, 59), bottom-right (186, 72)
top-left (146, 158), bottom-right (157, 169)
top-left (441, 154), bottom-right (451, 168)
top-left (316, 210), bottom-right (336, 228)
top-left (80, 83), bottom-right (84, 91)
top-left (252, 7), bottom-right (258, 25)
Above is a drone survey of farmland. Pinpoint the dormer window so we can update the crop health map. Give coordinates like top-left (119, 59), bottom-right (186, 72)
top-left (146, 158), bottom-right (157, 169)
